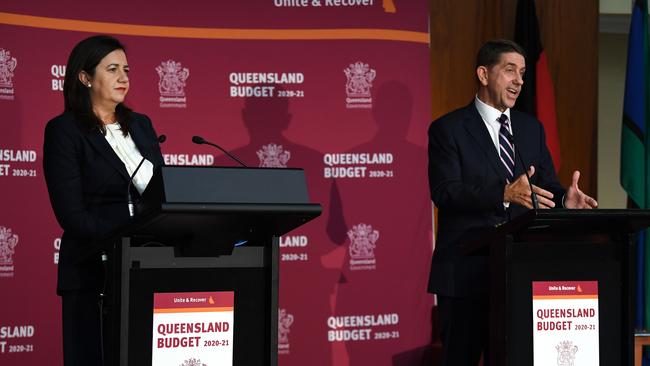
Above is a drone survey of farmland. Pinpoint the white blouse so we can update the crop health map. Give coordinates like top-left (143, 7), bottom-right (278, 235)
top-left (104, 123), bottom-right (154, 194)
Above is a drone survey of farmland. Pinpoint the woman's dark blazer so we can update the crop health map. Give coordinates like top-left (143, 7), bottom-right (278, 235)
top-left (43, 112), bottom-right (164, 294)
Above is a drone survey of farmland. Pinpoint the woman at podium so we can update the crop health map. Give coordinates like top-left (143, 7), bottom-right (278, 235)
top-left (43, 35), bottom-right (165, 365)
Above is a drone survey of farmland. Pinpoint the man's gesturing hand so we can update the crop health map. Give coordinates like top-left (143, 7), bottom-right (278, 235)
top-left (564, 171), bottom-right (598, 209)
top-left (503, 166), bottom-right (555, 209)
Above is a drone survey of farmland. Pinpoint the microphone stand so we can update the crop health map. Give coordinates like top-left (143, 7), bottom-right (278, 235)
top-left (99, 134), bottom-right (165, 363)
top-left (127, 158), bottom-right (147, 218)
top-left (127, 134), bottom-right (167, 218)
top-left (507, 134), bottom-right (539, 210)
top-left (192, 135), bottom-right (248, 167)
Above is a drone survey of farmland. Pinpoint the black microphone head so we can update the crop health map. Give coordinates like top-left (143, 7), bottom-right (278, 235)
top-left (157, 134), bottom-right (167, 143)
top-left (192, 136), bottom-right (205, 144)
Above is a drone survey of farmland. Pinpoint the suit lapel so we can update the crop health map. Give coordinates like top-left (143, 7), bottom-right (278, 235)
top-left (85, 130), bottom-right (131, 181)
top-left (463, 104), bottom-right (508, 182)
top-left (86, 117), bottom-right (160, 184)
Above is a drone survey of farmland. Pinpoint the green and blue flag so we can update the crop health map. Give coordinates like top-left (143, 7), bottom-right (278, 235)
top-left (621, 0), bottom-right (650, 334)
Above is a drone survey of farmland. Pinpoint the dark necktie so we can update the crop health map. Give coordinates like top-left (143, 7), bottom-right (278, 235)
top-left (498, 114), bottom-right (515, 182)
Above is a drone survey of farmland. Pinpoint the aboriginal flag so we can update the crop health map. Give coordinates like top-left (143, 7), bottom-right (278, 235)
top-left (514, 0), bottom-right (561, 171)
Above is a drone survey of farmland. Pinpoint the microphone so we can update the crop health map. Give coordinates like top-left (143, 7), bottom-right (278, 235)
top-left (127, 134), bottom-right (166, 218)
top-left (192, 135), bottom-right (248, 167)
top-left (506, 134), bottom-right (539, 210)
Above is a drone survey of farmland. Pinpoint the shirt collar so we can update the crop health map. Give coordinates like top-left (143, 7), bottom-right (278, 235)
top-left (474, 95), bottom-right (511, 125)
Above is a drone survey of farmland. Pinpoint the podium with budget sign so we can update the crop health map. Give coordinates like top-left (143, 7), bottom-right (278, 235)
top-left (463, 209), bottom-right (650, 366)
top-left (99, 166), bottom-right (321, 366)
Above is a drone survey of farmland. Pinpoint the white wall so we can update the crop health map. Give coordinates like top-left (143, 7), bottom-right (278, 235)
top-left (600, 0), bottom-right (631, 14)
top-left (597, 32), bottom-right (628, 208)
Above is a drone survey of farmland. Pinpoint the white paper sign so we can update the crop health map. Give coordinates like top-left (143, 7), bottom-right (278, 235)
top-left (151, 291), bottom-right (234, 366)
top-left (532, 281), bottom-right (599, 366)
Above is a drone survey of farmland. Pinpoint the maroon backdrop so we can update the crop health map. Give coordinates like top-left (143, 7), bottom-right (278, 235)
top-left (0, 1), bottom-right (432, 364)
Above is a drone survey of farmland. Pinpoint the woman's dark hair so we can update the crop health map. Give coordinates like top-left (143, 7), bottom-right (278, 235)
top-left (63, 35), bottom-right (132, 136)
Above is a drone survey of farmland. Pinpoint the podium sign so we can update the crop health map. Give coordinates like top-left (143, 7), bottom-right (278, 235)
top-left (151, 291), bottom-right (235, 366)
top-left (532, 281), bottom-right (599, 365)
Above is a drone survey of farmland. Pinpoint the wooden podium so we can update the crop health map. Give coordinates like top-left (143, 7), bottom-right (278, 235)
top-left (464, 209), bottom-right (650, 366)
top-left (100, 166), bottom-right (321, 366)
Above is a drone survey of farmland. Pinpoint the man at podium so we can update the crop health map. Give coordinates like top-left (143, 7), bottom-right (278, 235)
top-left (426, 39), bottom-right (598, 366)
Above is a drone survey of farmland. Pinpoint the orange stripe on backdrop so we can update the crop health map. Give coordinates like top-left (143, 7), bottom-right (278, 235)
top-left (0, 12), bottom-right (429, 43)
top-left (154, 307), bottom-right (234, 314)
top-left (532, 295), bottom-right (598, 300)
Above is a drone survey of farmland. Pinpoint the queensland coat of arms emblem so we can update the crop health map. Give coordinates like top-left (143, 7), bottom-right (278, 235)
top-left (257, 144), bottom-right (291, 168)
top-left (556, 340), bottom-right (578, 366)
top-left (179, 358), bottom-right (206, 366)
top-left (344, 62), bottom-right (376, 98)
top-left (0, 226), bottom-right (19, 266)
top-left (347, 223), bottom-right (379, 260)
top-left (156, 60), bottom-right (189, 97)
top-left (0, 49), bottom-right (17, 89)
top-left (278, 308), bottom-right (294, 345)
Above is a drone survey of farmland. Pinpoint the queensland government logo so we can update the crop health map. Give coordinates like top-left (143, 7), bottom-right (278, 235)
top-left (0, 226), bottom-right (19, 277)
top-left (278, 308), bottom-right (294, 355)
top-left (180, 359), bottom-right (206, 366)
top-left (556, 340), bottom-right (578, 366)
top-left (348, 223), bottom-right (379, 270)
top-left (257, 144), bottom-right (291, 168)
top-left (344, 61), bottom-right (376, 109)
top-left (156, 60), bottom-right (189, 108)
top-left (0, 49), bottom-right (18, 101)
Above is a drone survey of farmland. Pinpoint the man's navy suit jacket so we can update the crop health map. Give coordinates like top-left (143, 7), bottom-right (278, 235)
top-left (43, 112), bottom-right (164, 293)
top-left (427, 101), bottom-right (565, 297)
